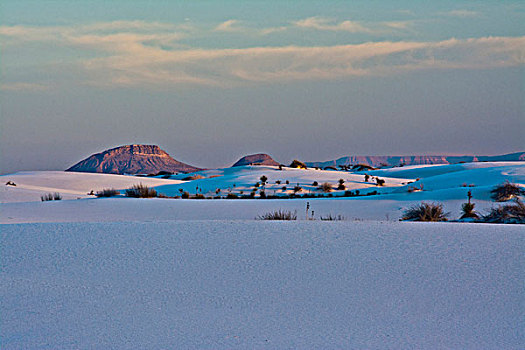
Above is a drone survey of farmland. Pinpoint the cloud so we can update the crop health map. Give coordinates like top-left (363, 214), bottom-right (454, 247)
top-left (1, 22), bottom-right (524, 89)
top-left (214, 20), bottom-right (243, 32)
top-left (293, 17), bottom-right (371, 33)
top-left (442, 10), bottom-right (480, 18)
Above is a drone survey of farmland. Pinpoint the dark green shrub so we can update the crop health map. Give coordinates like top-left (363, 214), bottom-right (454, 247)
top-left (257, 209), bottom-right (297, 220)
top-left (125, 184), bottom-right (157, 198)
top-left (402, 202), bottom-right (449, 222)
top-left (95, 188), bottom-right (120, 197)
top-left (312, 181), bottom-right (318, 186)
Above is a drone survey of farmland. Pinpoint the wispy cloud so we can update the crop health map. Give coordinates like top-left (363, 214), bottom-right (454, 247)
top-left (1, 22), bottom-right (523, 89)
top-left (214, 19), bottom-right (243, 32)
top-left (442, 10), bottom-right (480, 18)
top-left (293, 17), bottom-right (371, 33)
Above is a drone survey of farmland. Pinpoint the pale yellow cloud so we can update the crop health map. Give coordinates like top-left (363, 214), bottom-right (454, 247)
top-left (294, 17), bottom-right (371, 33)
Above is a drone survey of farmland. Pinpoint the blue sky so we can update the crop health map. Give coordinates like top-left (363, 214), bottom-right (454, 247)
top-left (1, 0), bottom-right (524, 172)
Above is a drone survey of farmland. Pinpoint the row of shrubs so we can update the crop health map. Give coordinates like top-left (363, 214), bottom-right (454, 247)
top-left (401, 199), bottom-right (524, 224)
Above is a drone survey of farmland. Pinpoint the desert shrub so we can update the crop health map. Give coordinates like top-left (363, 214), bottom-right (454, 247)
top-left (320, 214), bottom-right (346, 221)
top-left (41, 192), bottom-right (61, 201)
top-left (260, 175), bottom-right (268, 184)
top-left (337, 179), bottom-right (346, 190)
top-left (275, 180), bottom-right (281, 185)
top-left (182, 174), bottom-right (205, 181)
top-left (352, 164), bottom-right (376, 171)
top-left (5, 181), bottom-right (16, 186)
top-left (293, 185), bottom-right (302, 193)
top-left (257, 209), bottom-right (297, 220)
top-left (156, 171), bottom-right (172, 176)
top-left (460, 202), bottom-right (479, 219)
top-left (312, 181), bottom-right (318, 186)
top-left (95, 188), bottom-right (120, 197)
top-left (376, 178), bottom-right (385, 186)
top-left (402, 202), bottom-right (449, 222)
top-left (482, 199), bottom-right (525, 224)
top-left (193, 193), bottom-right (205, 199)
top-left (181, 191), bottom-right (190, 199)
top-left (324, 166), bottom-right (337, 171)
top-left (254, 182), bottom-right (260, 188)
top-left (226, 193), bottom-right (239, 199)
top-left (318, 182), bottom-right (333, 192)
top-left (125, 184), bottom-right (157, 198)
top-left (259, 190), bottom-right (266, 199)
top-left (490, 181), bottom-right (524, 202)
top-left (289, 160), bottom-right (307, 169)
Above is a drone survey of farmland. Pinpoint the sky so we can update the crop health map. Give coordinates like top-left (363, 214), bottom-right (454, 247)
top-left (1, 0), bottom-right (524, 173)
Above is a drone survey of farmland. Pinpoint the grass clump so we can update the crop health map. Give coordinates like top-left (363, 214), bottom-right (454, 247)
top-left (490, 181), bottom-right (524, 202)
top-left (41, 192), bottom-right (62, 201)
top-left (482, 199), bottom-right (525, 224)
top-left (320, 214), bottom-right (346, 221)
top-left (125, 184), bottom-right (157, 198)
top-left (257, 209), bottom-right (297, 220)
top-left (95, 188), bottom-right (120, 197)
top-left (402, 202), bottom-right (449, 222)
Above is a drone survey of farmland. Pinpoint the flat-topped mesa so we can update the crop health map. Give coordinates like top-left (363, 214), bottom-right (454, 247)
top-left (232, 153), bottom-right (280, 167)
top-left (66, 145), bottom-right (202, 174)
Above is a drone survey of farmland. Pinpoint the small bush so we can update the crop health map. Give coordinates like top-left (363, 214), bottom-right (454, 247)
top-left (181, 191), bottom-right (190, 199)
top-left (402, 202), bottom-right (449, 222)
top-left (259, 190), bottom-right (267, 199)
top-left (257, 209), bottom-right (297, 220)
top-left (460, 202), bottom-right (479, 219)
top-left (337, 179), bottom-right (346, 190)
top-left (5, 181), bottom-right (16, 186)
top-left (293, 185), bottom-right (302, 193)
top-left (193, 193), bottom-right (205, 199)
top-left (490, 181), bottom-right (524, 202)
top-left (320, 214), bottom-right (346, 221)
top-left (376, 178), bottom-right (385, 186)
top-left (125, 184), bottom-right (157, 198)
top-left (260, 175), bottom-right (268, 184)
top-left (95, 188), bottom-right (120, 197)
top-left (482, 199), bottom-right (525, 224)
top-left (312, 181), bottom-right (318, 186)
top-left (41, 192), bottom-right (61, 201)
top-left (318, 182), bottom-right (333, 193)
top-left (226, 193), bottom-right (239, 199)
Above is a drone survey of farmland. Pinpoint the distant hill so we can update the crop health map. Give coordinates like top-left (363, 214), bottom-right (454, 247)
top-left (232, 153), bottom-right (280, 167)
top-left (306, 152), bottom-right (525, 169)
top-left (67, 145), bottom-right (202, 174)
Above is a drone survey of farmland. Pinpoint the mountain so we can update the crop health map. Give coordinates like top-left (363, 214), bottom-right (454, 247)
top-left (232, 153), bottom-right (280, 167)
top-left (306, 152), bottom-right (525, 169)
top-left (66, 145), bottom-right (202, 174)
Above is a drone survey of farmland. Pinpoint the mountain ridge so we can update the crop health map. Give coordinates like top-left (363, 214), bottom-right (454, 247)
top-left (306, 152), bottom-right (525, 168)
